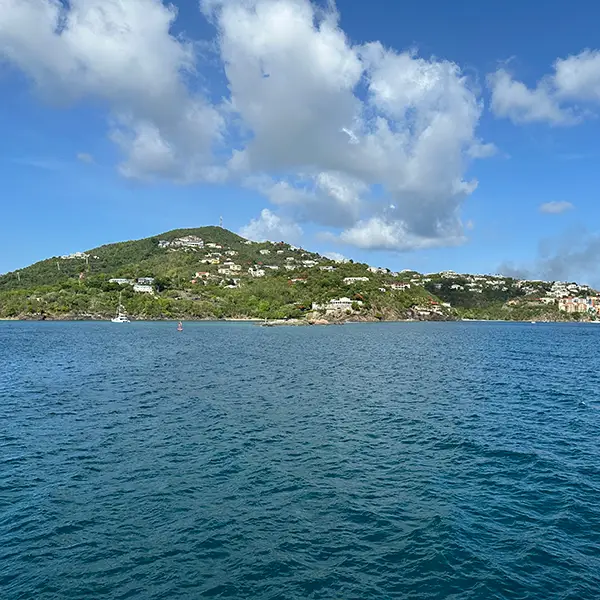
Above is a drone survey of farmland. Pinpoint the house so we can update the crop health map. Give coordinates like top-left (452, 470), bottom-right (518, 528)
top-left (223, 278), bottom-right (241, 288)
top-left (290, 278), bottom-right (307, 284)
top-left (205, 243), bottom-right (222, 249)
top-left (195, 271), bottom-right (211, 279)
top-left (368, 266), bottom-right (387, 274)
top-left (259, 249), bottom-right (271, 255)
top-left (224, 250), bottom-right (238, 256)
top-left (61, 251), bottom-right (89, 260)
top-left (109, 278), bottom-right (133, 285)
top-left (248, 267), bottom-right (265, 277)
top-left (343, 277), bottom-right (369, 284)
top-left (159, 235), bottom-right (204, 249)
top-left (137, 277), bottom-right (155, 285)
top-left (302, 260), bottom-right (318, 267)
top-left (222, 261), bottom-right (240, 270)
top-left (312, 297), bottom-right (363, 312)
top-left (284, 265), bottom-right (297, 271)
top-left (319, 266), bottom-right (336, 272)
top-left (133, 284), bottom-right (153, 294)
top-left (264, 265), bottom-right (279, 270)
top-left (277, 250), bottom-right (285, 254)
top-left (200, 258), bottom-right (220, 265)
top-left (390, 282), bottom-right (411, 291)
top-left (285, 257), bottom-right (296, 262)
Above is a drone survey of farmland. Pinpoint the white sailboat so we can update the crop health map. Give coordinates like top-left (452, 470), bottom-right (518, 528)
top-left (111, 292), bottom-right (130, 323)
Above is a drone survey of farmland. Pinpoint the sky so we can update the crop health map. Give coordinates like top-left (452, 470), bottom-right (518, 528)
top-left (2, 0), bottom-right (600, 283)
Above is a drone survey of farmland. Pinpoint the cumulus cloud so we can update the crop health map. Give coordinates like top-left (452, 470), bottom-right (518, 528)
top-left (239, 209), bottom-right (302, 243)
top-left (0, 0), bottom-right (223, 180)
top-left (336, 217), bottom-right (466, 251)
top-left (488, 50), bottom-right (600, 125)
top-left (539, 201), bottom-right (574, 214)
top-left (1, 0), bottom-right (494, 250)
top-left (210, 0), bottom-right (488, 248)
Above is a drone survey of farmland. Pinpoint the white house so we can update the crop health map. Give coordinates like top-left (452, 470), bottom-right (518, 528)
top-left (195, 271), bottom-right (211, 279)
top-left (343, 277), bottom-right (369, 284)
top-left (137, 277), bottom-right (155, 285)
top-left (159, 235), bottom-right (204, 249)
top-left (249, 267), bottom-right (266, 277)
top-left (61, 251), bottom-right (89, 260)
top-left (319, 266), bottom-right (336, 272)
top-left (368, 266), bottom-right (388, 274)
top-left (390, 282), bottom-right (411, 291)
top-left (259, 249), bottom-right (271, 255)
top-left (109, 278), bottom-right (133, 285)
top-left (312, 297), bottom-right (363, 312)
top-left (133, 284), bottom-right (153, 294)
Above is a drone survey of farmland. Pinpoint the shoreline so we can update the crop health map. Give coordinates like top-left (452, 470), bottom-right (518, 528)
top-left (0, 316), bottom-right (593, 325)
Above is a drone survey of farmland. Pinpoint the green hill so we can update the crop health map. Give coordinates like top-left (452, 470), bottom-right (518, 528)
top-left (0, 228), bottom-right (592, 322)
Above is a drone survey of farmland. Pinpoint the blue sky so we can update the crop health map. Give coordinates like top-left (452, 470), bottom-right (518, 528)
top-left (1, 0), bottom-right (600, 283)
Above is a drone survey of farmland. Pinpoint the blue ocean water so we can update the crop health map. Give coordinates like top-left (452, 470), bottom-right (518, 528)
top-left (1, 321), bottom-right (599, 600)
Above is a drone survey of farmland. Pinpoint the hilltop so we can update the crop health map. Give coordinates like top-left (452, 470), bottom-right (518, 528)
top-left (0, 227), bottom-right (597, 322)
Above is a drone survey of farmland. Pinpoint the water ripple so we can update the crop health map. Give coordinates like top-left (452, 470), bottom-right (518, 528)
top-left (1, 321), bottom-right (600, 599)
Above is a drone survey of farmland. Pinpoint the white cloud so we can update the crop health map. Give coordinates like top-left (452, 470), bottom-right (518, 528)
top-left (239, 209), bottom-right (302, 243)
top-left (0, 0), bottom-right (223, 180)
top-left (1, 0), bottom-right (494, 251)
top-left (206, 0), bottom-right (488, 249)
top-left (323, 252), bottom-right (349, 263)
top-left (539, 201), bottom-right (574, 214)
top-left (554, 50), bottom-right (600, 101)
top-left (336, 217), bottom-right (466, 251)
top-left (488, 50), bottom-right (600, 125)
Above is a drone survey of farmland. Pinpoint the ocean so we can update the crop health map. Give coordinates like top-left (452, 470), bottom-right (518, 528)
top-left (1, 321), bottom-right (599, 599)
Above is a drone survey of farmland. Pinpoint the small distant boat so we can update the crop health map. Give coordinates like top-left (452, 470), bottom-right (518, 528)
top-left (111, 293), bottom-right (130, 323)
top-left (177, 321), bottom-right (183, 331)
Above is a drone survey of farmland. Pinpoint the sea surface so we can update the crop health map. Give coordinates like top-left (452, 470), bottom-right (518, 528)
top-left (1, 321), bottom-right (599, 599)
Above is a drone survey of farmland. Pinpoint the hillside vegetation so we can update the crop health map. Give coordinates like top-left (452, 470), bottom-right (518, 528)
top-left (0, 227), bottom-right (592, 322)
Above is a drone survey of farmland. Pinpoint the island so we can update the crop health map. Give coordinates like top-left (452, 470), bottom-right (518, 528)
top-left (0, 226), bottom-right (597, 323)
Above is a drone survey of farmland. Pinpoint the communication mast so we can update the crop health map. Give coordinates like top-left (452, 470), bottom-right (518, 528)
top-left (219, 216), bottom-right (223, 228)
